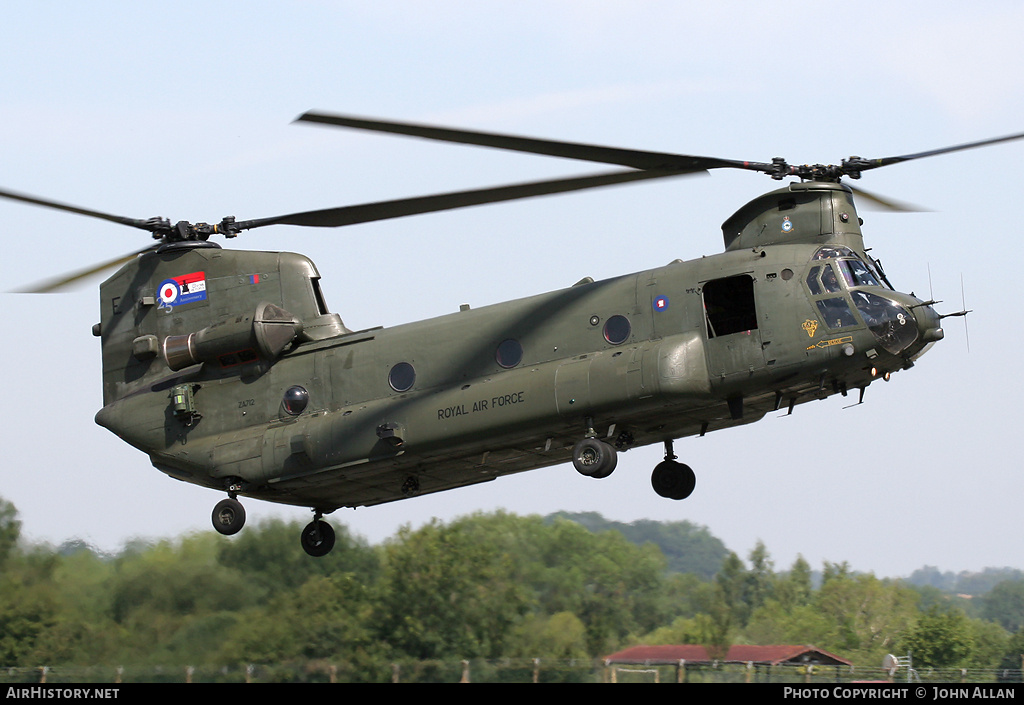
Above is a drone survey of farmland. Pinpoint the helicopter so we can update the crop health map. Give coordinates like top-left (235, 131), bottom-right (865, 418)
top-left (4, 112), bottom-right (1019, 556)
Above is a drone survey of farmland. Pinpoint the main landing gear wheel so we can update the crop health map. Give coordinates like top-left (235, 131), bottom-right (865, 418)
top-left (651, 439), bottom-right (696, 500)
top-left (212, 497), bottom-right (246, 535)
top-left (572, 437), bottom-right (617, 479)
top-left (300, 519), bottom-right (336, 557)
top-left (651, 460), bottom-right (696, 500)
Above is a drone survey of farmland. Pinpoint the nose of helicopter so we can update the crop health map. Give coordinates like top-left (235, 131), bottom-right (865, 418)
top-left (917, 301), bottom-right (944, 342)
top-left (907, 300), bottom-right (944, 361)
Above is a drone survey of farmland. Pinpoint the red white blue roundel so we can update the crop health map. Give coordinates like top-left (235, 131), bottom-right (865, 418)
top-left (653, 295), bottom-right (669, 312)
top-left (158, 272), bottom-right (208, 309)
top-left (158, 279), bottom-right (180, 305)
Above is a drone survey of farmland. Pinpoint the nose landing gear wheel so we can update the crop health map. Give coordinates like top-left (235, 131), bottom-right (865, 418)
top-left (212, 497), bottom-right (246, 535)
top-left (651, 460), bottom-right (696, 500)
top-left (572, 437), bottom-right (617, 478)
top-left (300, 519), bottom-right (336, 557)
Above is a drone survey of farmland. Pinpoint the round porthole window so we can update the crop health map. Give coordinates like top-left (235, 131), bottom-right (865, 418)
top-left (495, 339), bottom-right (523, 368)
top-left (389, 362), bottom-right (416, 392)
top-left (283, 386), bottom-right (309, 415)
top-left (603, 315), bottom-right (631, 344)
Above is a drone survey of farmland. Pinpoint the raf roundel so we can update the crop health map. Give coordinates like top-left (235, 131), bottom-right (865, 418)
top-left (653, 295), bottom-right (669, 312)
top-left (158, 279), bottom-right (180, 306)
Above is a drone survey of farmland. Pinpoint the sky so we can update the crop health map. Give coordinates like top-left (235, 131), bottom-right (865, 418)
top-left (1, 2), bottom-right (1022, 579)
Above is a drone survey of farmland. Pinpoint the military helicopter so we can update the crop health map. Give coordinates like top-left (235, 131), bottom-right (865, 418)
top-left (5, 112), bottom-right (1020, 556)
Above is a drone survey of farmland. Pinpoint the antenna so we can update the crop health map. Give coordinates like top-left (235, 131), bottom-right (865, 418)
top-left (938, 274), bottom-right (972, 353)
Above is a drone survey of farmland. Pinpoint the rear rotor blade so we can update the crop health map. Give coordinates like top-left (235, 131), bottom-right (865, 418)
top-left (0, 187), bottom-right (165, 233)
top-left (297, 111), bottom-right (747, 173)
top-left (14, 246), bottom-right (158, 293)
top-left (239, 167), bottom-right (695, 230)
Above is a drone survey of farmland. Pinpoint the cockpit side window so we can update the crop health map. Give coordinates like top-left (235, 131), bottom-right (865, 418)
top-left (820, 264), bottom-right (841, 293)
top-left (806, 266), bottom-right (823, 295)
top-left (816, 297), bottom-right (858, 330)
top-left (806, 264), bottom-right (842, 294)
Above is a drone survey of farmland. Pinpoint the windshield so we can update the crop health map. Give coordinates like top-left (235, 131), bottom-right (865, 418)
top-left (810, 246), bottom-right (890, 290)
top-left (850, 290), bottom-right (919, 355)
top-left (839, 258), bottom-right (881, 287)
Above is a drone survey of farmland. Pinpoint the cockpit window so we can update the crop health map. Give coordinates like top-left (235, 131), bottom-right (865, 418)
top-left (839, 259), bottom-right (881, 288)
top-left (820, 264), bottom-right (841, 293)
top-left (816, 297), bottom-right (858, 329)
top-left (806, 264), bottom-right (842, 295)
top-left (812, 246), bottom-right (855, 260)
top-left (851, 290), bottom-right (919, 354)
top-left (812, 246), bottom-right (889, 290)
top-left (806, 266), bottom-right (823, 295)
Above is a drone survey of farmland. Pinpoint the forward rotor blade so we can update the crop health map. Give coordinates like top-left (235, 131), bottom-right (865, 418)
top-left (297, 111), bottom-right (746, 172)
top-left (14, 246), bottom-right (158, 293)
top-left (848, 184), bottom-right (929, 213)
top-left (0, 187), bottom-right (161, 232)
top-left (849, 131), bottom-right (1024, 173)
top-left (240, 167), bottom-right (695, 230)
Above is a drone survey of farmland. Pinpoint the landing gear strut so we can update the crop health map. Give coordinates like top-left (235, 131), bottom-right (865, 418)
top-left (212, 496), bottom-right (246, 535)
top-left (300, 511), bottom-right (336, 557)
top-left (651, 440), bottom-right (696, 500)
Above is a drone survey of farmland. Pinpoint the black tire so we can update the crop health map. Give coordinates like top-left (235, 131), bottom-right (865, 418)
top-left (212, 498), bottom-right (246, 535)
top-left (572, 438), bottom-right (617, 478)
top-left (300, 520), bottom-right (336, 557)
top-left (651, 460), bottom-right (696, 500)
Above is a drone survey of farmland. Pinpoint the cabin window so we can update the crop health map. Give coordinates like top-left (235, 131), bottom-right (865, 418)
top-left (603, 315), bottom-right (631, 344)
top-left (703, 275), bottom-right (758, 338)
top-left (495, 339), bottom-right (523, 368)
top-left (388, 362), bottom-right (416, 392)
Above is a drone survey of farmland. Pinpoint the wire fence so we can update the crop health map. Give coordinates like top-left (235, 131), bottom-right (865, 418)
top-left (3, 660), bottom-right (1023, 684)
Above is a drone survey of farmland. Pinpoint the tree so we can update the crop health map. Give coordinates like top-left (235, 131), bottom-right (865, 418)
top-left (550, 513), bottom-right (729, 578)
top-left (216, 517), bottom-right (380, 598)
top-left (374, 514), bottom-right (536, 659)
top-left (0, 544), bottom-right (60, 666)
top-left (0, 497), bottom-right (21, 567)
top-left (774, 555), bottom-right (813, 609)
top-left (508, 612), bottom-right (589, 659)
top-left (901, 606), bottom-right (976, 668)
top-left (814, 569), bottom-right (918, 663)
top-left (746, 541), bottom-right (775, 612)
top-left (982, 580), bottom-right (1024, 633)
top-left (996, 627), bottom-right (1024, 674)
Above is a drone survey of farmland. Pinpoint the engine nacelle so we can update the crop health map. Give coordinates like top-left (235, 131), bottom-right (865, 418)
top-left (162, 301), bottom-right (302, 371)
